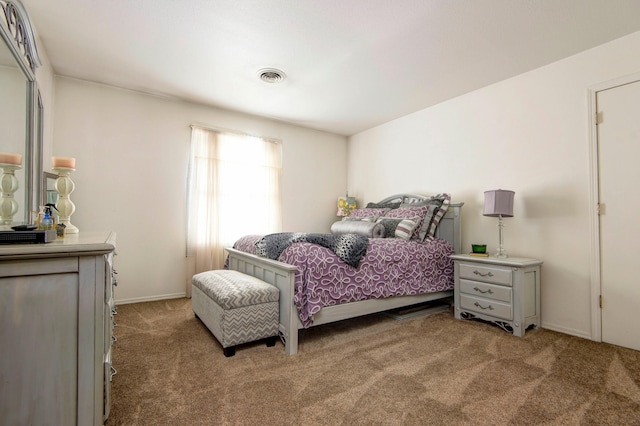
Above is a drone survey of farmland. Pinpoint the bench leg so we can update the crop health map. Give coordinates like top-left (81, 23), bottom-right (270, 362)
top-left (223, 346), bottom-right (236, 357)
top-left (266, 336), bottom-right (276, 347)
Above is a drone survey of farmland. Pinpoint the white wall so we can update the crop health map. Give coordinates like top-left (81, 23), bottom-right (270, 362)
top-left (51, 78), bottom-right (347, 303)
top-left (349, 31), bottom-right (640, 340)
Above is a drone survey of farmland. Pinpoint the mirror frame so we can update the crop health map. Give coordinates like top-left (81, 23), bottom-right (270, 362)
top-left (0, 0), bottom-right (42, 224)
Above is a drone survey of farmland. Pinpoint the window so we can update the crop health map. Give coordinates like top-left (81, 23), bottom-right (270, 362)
top-left (186, 125), bottom-right (282, 280)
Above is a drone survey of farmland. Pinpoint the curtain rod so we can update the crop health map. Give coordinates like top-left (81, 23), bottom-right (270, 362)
top-left (190, 123), bottom-right (281, 145)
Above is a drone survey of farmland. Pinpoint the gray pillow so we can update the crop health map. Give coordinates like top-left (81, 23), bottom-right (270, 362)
top-left (366, 201), bottom-right (402, 210)
top-left (375, 218), bottom-right (403, 238)
top-left (330, 220), bottom-right (385, 238)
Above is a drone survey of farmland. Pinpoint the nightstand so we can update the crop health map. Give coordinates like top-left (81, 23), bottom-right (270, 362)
top-left (450, 254), bottom-right (542, 337)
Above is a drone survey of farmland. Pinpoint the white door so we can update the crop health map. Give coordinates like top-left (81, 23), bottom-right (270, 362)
top-left (597, 79), bottom-right (640, 351)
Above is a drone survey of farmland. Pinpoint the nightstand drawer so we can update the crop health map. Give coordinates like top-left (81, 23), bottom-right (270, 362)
top-left (460, 294), bottom-right (512, 320)
top-left (459, 263), bottom-right (512, 286)
top-left (459, 279), bottom-right (512, 303)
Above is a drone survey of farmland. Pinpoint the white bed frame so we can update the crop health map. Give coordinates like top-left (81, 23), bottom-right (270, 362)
top-left (226, 195), bottom-right (463, 355)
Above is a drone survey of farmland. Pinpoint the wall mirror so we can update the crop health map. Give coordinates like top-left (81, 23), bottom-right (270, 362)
top-left (0, 0), bottom-right (42, 225)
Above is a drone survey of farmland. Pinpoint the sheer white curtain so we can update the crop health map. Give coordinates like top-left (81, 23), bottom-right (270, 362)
top-left (186, 125), bottom-right (282, 295)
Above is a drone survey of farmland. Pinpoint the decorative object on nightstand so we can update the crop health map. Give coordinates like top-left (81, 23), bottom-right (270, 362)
top-left (483, 189), bottom-right (514, 258)
top-left (470, 244), bottom-right (488, 257)
top-left (52, 156), bottom-right (79, 234)
top-left (337, 192), bottom-right (356, 217)
top-left (451, 254), bottom-right (542, 337)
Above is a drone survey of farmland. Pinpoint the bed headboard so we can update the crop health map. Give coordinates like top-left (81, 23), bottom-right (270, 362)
top-left (376, 194), bottom-right (464, 254)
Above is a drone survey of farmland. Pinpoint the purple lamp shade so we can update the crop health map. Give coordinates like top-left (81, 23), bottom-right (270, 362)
top-left (483, 190), bottom-right (515, 217)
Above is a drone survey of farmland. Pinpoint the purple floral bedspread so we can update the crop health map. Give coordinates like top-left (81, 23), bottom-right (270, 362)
top-left (230, 235), bottom-right (454, 327)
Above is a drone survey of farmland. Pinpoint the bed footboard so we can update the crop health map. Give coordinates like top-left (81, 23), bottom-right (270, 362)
top-left (226, 247), bottom-right (454, 356)
top-left (225, 247), bottom-right (300, 355)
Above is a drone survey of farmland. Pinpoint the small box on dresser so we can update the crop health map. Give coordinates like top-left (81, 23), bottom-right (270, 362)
top-left (450, 254), bottom-right (542, 337)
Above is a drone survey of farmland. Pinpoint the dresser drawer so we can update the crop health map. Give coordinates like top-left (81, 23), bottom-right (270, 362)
top-left (459, 279), bottom-right (512, 303)
top-left (459, 262), bottom-right (512, 286)
top-left (460, 294), bottom-right (512, 320)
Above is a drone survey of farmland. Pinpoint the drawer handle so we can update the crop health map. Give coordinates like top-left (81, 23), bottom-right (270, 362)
top-left (474, 302), bottom-right (494, 311)
top-left (110, 365), bottom-right (117, 380)
top-left (112, 335), bottom-right (117, 343)
top-left (473, 270), bottom-right (494, 278)
top-left (473, 287), bottom-right (494, 294)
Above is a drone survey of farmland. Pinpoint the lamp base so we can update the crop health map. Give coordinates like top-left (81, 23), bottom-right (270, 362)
top-left (494, 251), bottom-right (508, 259)
top-left (495, 215), bottom-right (508, 258)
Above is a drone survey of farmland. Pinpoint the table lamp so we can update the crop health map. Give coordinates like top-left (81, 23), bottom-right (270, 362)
top-left (483, 189), bottom-right (515, 258)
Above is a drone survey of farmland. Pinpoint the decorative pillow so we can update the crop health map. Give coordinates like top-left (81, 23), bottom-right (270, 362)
top-left (399, 202), bottom-right (438, 241)
top-left (381, 205), bottom-right (431, 240)
top-left (426, 193), bottom-right (450, 238)
top-left (331, 220), bottom-right (385, 238)
top-left (399, 193), bottom-right (451, 240)
top-left (342, 216), bottom-right (376, 222)
top-left (393, 217), bottom-right (420, 240)
top-left (348, 207), bottom-right (390, 220)
top-left (374, 217), bottom-right (420, 239)
top-left (366, 201), bottom-right (402, 210)
top-left (375, 218), bottom-right (403, 238)
top-left (402, 195), bottom-right (425, 204)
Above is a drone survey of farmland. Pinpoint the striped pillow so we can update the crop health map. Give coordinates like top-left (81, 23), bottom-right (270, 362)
top-left (394, 217), bottom-right (420, 240)
top-left (381, 205), bottom-right (431, 240)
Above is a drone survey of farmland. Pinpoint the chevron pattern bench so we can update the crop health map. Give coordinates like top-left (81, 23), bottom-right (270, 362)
top-left (192, 270), bottom-right (279, 357)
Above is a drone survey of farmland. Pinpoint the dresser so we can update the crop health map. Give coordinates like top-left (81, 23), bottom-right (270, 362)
top-left (450, 254), bottom-right (542, 336)
top-left (0, 232), bottom-right (117, 425)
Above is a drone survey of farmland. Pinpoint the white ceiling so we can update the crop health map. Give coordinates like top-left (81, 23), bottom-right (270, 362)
top-left (21, 0), bottom-right (640, 136)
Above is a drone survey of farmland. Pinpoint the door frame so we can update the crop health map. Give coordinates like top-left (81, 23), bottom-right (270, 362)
top-left (587, 71), bottom-right (640, 342)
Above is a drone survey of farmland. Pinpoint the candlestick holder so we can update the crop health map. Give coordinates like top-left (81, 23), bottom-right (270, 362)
top-left (0, 163), bottom-right (21, 226)
top-left (52, 166), bottom-right (79, 233)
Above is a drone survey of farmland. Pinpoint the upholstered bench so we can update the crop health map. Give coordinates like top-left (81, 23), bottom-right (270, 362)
top-left (191, 269), bottom-right (280, 357)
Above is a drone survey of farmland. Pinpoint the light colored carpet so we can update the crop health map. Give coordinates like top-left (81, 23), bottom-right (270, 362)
top-left (106, 298), bottom-right (640, 425)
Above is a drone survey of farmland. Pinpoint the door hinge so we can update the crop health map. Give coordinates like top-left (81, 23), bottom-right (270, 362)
top-left (599, 295), bottom-right (603, 309)
top-left (595, 111), bottom-right (603, 125)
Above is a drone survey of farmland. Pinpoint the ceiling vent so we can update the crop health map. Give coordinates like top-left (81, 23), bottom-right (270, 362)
top-left (257, 68), bottom-right (286, 83)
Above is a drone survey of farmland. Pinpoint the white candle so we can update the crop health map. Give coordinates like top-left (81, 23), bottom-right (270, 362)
top-left (0, 152), bottom-right (22, 165)
top-left (52, 156), bottom-right (76, 169)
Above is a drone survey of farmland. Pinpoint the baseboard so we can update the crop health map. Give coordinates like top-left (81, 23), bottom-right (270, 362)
top-left (540, 322), bottom-right (594, 341)
top-left (115, 292), bottom-right (187, 305)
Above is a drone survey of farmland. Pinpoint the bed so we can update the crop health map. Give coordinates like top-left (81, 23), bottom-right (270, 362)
top-left (225, 193), bottom-right (463, 355)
